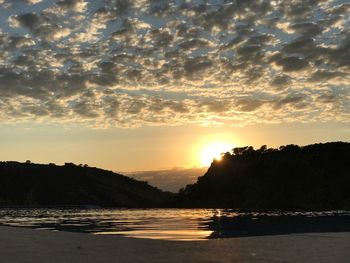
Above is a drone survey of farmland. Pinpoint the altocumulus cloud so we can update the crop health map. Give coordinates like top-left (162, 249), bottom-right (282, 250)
top-left (0, 0), bottom-right (349, 127)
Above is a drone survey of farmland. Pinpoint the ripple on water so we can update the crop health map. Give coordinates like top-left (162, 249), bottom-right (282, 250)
top-left (0, 208), bottom-right (349, 241)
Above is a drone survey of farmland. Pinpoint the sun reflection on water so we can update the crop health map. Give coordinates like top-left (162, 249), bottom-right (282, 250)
top-left (0, 208), bottom-right (349, 241)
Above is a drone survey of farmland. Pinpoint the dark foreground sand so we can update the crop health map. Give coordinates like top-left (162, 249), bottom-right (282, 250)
top-left (0, 226), bottom-right (349, 263)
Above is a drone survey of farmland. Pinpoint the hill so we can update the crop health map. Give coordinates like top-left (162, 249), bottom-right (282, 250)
top-left (177, 142), bottom-right (350, 210)
top-left (0, 162), bottom-right (171, 207)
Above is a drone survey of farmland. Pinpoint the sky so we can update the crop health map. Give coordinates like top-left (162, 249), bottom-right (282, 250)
top-left (0, 0), bottom-right (349, 191)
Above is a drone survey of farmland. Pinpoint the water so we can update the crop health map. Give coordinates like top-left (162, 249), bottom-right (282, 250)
top-left (0, 208), bottom-right (349, 241)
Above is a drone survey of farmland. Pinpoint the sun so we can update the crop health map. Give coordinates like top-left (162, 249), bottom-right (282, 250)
top-left (199, 142), bottom-right (233, 167)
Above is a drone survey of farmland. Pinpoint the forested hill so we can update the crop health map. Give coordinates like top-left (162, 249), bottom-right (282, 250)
top-left (0, 162), bottom-right (171, 207)
top-left (177, 142), bottom-right (350, 210)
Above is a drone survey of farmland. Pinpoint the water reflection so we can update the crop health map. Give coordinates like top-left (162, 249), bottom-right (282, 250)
top-left (206, 211), bottom-right (350, 239)
top-left (0, 208), bottom-right (349, 241)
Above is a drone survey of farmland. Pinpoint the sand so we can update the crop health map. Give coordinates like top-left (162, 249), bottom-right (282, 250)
top-left (0, 226), bottom-right (349, 263)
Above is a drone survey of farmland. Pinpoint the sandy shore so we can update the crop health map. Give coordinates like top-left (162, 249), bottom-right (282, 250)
top-left (0, 226), bottom-right (349, 263)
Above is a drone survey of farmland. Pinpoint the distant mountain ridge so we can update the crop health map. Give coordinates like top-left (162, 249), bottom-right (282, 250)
top-left (0, 162), bottom-right (171, 207)
top-left (177, 142), bottom-right (350, 210)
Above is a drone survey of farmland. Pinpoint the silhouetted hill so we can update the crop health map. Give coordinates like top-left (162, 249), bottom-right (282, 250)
top-left (0, 162), bottom-right (171, 207)
top-left (177, 142), bottom-right (350, 210)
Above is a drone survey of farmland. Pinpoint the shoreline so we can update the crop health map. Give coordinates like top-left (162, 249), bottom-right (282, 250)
top-left (1, 226), bottom-right (349, 262)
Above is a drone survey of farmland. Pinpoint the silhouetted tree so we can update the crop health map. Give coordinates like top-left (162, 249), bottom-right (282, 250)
top-left (0, 162), bottom-right (171, 207)
top-left (177, 142), bottom-right (350, 210)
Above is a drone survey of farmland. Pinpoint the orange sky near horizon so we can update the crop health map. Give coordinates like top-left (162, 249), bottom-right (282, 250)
top-left (0, 121), bottom-right (348, 172)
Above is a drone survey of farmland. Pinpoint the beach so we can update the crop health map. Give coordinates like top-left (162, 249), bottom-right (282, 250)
top-left (1, 226), bottom-right (349, 263)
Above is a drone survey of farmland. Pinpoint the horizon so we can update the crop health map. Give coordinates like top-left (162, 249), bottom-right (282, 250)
top-left (1, 122), bottom-right (349, 171)
top-left (0, 0), bottom-right (349, 188)
top-left (1, 140), bottom-right (348, 193)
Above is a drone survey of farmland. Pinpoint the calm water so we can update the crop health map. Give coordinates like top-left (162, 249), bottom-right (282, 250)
top-left (0, 208), bottom-right (350, 241)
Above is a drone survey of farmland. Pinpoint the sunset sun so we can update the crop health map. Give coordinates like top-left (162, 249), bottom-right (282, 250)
top-left (199, 142), bottom-right (234, 167)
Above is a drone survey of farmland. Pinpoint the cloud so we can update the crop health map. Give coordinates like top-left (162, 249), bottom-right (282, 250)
top-left (0, 0), bottom-right (348, 127)
top-left (56, 0), bottom-right (88, 11)
top-left (275, 57), bottom-right (309, 72)
top-left (271, 75), bottom-right (291, 88)
top-left (236, 99), bottom-right (265, 112)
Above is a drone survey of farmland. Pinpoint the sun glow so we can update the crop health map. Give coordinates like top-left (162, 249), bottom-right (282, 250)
top-left (199, 142), bottom-right (234, 167)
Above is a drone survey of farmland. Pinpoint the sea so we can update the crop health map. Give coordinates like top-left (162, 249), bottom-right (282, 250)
top-left (0, 208), bottom-right (349, 241)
